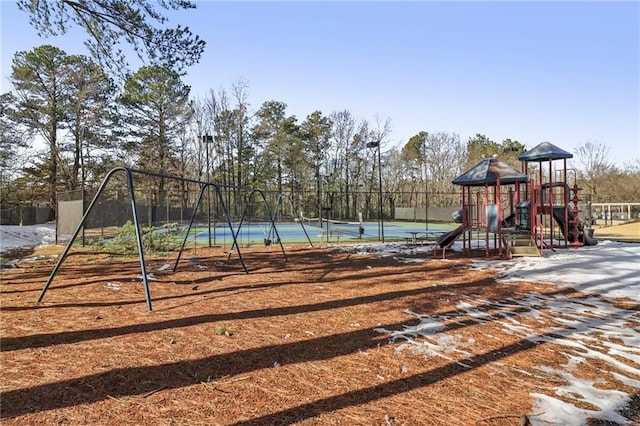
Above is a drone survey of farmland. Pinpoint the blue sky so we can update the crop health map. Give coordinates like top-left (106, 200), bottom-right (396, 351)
top-left (1, 1), bottom-right (638, 168)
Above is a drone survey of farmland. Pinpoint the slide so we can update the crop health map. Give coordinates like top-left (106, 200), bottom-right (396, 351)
top-left (552, 207), bottom-right (598, 246)
top-left (437, 225), bottom-right (465, 248)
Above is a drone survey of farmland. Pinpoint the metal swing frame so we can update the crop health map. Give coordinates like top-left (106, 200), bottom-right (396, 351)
top-left (37, 167), bottom-right (250, 311)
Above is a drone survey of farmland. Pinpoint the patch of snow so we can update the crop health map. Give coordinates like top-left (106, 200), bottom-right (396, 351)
top-left (0, 222), bottom-right (57, 254)
top-left (376, 279), bottom-right (640, 425)
top-left (339, 242), bottom-right (433, 258)
top-left (396, 257), bottom-right (426, 264)
top-left (471, 240), bottom-right (640, 302)
top-left (530, 367), bottom-right (633, 425)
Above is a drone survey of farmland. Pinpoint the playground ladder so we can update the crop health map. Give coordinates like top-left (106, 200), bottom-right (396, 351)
top-left (504, 232), bottom-right (541, 258)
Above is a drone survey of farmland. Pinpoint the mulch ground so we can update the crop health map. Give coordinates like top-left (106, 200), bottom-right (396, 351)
top-left (1, 242), bottom-right (638, 425)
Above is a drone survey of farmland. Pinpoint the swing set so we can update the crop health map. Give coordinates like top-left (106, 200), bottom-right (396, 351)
top-left (37, 167), bottom-right (311, 311)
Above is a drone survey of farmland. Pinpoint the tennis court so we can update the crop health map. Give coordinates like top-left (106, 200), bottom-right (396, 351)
top-left (190, 221), bottom-right (457, 245)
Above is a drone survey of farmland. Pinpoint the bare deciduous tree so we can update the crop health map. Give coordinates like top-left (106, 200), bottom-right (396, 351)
top-left (423, 131), bottom-right (466, 194)
top-left (575, 140), bottom-right (616, 200)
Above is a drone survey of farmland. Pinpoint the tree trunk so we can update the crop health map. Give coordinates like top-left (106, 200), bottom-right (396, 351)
top-left (48, 123), bottom-right (58, 209)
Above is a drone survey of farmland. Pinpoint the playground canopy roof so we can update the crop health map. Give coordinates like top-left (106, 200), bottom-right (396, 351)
top-left (518, 141), bottom-right (573, 162)
top-left (452, 157), bottom-right (529, 187)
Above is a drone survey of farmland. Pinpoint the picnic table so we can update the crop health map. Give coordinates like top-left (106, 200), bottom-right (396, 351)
top-left (405, 231), bottom-right (428, 246)
top-left (405, 231), bottom-right (448, 246)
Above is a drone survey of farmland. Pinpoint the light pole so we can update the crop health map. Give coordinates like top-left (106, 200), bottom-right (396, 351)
top-left (366, 140), bottom-right (384, 243)
top-left (203, 134), bottom-right (214, 247)
top-left (421, 135), bottom-right (429, 233)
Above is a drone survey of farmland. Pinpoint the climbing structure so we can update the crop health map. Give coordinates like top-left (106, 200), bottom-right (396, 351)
top-left (518, 142), bottom-right (597, 254)
top-left (434, 157), bottom-right (530, 258)
top-left (437, 141), bottom-right (597, 260)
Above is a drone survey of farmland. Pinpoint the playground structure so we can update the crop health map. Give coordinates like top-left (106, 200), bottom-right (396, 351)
top-left (38, 167), bottom-right (312, 311)
top-left (434, 141), bottom-right (597, 259)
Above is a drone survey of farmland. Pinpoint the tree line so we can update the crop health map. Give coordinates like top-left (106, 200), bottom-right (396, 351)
top-left (2, 45), bottom-right (639, 222)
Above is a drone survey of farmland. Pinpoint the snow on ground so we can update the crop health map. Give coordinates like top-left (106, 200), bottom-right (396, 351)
top-left (376, 293), bottom-right (640, 425)
top-left (0, 222), bottom-right (57, 255)
top-left (343, 240), bottom-right (640, 426)
top-left (470, 240), bottom-right (640, 302)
